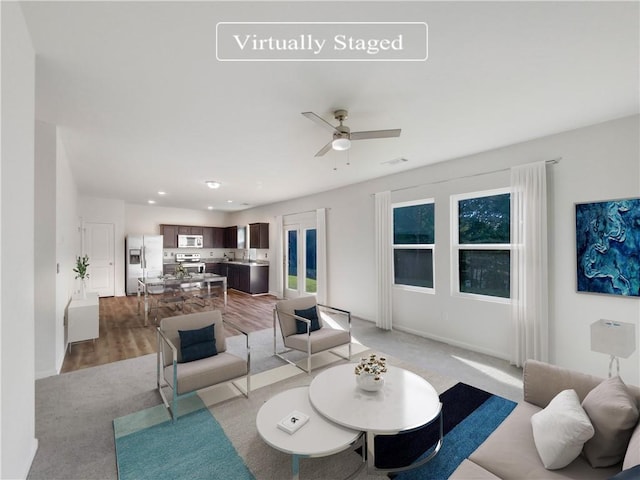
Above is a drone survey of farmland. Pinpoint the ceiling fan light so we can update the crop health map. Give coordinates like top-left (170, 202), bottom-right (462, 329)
top-left (332, 137), bottom-right (351, 151)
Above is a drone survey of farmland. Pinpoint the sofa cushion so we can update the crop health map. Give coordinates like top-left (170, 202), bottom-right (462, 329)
top-left (284, 327), bottom-right (350, 354)
top-left (582, 376), bottom-right (639, 468)
top-left (623, 419), bottom-right (640, 469)
top-left (449, 459), bottom-right (501, 479)
top-left (469, 402), bottom-right (621, 480)
top-left (164, 351), bottom-right (248, 395)
top-left (531, 389), bottom-right (594, 469)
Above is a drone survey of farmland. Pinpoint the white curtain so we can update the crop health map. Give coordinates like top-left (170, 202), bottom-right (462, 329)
top-left (316, 208), bottom-right (327, 304)
top-left (510, 161), bottom-right (549, 367)
top-left (274, 215), bottom-right (284, 299)
top-left (375, 191), bottom-right (393, 330)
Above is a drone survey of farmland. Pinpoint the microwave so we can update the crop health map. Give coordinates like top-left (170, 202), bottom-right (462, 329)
top-left (177, 234), bottom-right (203, 248)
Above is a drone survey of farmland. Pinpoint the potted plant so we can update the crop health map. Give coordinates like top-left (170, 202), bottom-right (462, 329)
top-left (354, 353), bottom-right (388, 391)
top-left (73, 255), bottom-right (90, 297)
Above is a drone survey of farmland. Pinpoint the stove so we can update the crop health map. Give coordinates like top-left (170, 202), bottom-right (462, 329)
top-left (175, 253), bottom-right (205, 273)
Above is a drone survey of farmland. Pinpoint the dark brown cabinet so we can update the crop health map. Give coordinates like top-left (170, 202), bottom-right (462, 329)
top-left (178, 226), bottom-right (203, 235)
top-left (224, 226), bottom-right (238, 249)
top-left (210, 263), bottom-right (268, 294)
top-left (160, 225), bottom-right (178, 248)
top-left (249, 223), bottom-right (269, 249)
top-left (212, 227), bottom-right (225, 248)
top-left (203, 227), bottom-right (214, 248)
top-left (248, 265), bottom-right (269, 294)
top-left (163, 263), bottom-right (178, 275)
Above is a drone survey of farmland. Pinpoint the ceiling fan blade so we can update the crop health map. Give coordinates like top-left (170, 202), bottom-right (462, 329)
top-left (302, 112), bottom-right (339, 133)
top-left (350, 129), bottom-right (401, 140)
top-left (314, 141), bottom-right (334, 157)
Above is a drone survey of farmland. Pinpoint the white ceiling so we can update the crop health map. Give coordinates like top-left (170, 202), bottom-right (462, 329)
top-left (20, 1), bottom-right (639, 212)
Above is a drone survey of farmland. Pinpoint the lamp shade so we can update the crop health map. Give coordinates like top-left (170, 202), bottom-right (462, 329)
top-left (590, 319), bottom-right (636, 358)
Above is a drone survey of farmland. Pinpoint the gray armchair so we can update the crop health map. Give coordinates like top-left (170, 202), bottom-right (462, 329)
top-left (157, 310), bottom-right (250, 421)
top-left (273, 296), bottom-right (352, 373)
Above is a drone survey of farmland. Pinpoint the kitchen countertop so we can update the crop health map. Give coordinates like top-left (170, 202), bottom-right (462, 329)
top-left (163, 258), bottom-right (269, 267)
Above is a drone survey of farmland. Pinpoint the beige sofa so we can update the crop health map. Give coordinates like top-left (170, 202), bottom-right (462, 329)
top-left (450, 360), bottom-right (640, 479)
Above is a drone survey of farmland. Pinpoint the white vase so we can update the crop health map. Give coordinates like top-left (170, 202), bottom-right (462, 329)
top-left (356, 372), bottom-right (385, 392)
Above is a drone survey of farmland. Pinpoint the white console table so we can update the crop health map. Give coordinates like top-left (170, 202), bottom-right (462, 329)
top-left (67, 292), bottom-right (99, 350)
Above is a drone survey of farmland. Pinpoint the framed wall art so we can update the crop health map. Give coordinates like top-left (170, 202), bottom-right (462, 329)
top-left (575, 197), bottom-right (640, 297)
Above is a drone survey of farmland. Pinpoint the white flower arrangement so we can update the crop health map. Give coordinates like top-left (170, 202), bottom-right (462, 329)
top-left (354, 353), bottom-right (387, 381)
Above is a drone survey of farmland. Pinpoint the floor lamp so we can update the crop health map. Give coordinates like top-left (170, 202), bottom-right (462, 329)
top-left (590, 319), bottom-right (636, 378)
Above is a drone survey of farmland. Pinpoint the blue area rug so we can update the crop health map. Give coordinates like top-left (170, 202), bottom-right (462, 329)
top-left (378, 382), bottom-right (516, 479)
top-left (113, 396), bottom-right (254, 480)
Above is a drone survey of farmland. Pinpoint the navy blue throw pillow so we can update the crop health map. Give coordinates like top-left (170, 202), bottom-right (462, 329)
top-left (294, 306), bottom-right (321, 334)
top-left (179, 324), bottom-right (217, 363)
top-left (608, 465), bottom-right (640, 480)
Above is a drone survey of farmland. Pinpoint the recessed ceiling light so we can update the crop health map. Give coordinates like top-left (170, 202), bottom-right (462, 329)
top-left (206, 181), bottom-right (221, 189)
top-left (158, 191), bottom-right (166, 195)
top-left (227, 200), bottom-right (233, 203)
top-left (207, 206), bottom-right (213, 210)
top-left (148, 200), bottom-right (156, 204)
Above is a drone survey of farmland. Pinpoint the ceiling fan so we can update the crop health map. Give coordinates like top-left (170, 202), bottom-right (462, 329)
top-left (302, 109), bottom-right (401, 157)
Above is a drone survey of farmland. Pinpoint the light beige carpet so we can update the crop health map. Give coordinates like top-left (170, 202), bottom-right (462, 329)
top-left (198, 346), bottom-right (457, 480)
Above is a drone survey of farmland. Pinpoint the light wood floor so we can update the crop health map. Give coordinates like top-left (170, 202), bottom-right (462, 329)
top-left (61, 290), bottom-right (277, 373)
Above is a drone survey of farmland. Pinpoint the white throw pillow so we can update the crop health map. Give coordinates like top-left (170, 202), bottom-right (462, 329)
top-left (531, 389), bottom-right (595, 470)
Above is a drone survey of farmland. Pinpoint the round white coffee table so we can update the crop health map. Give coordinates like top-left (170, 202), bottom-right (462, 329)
top-left (309, 363), bottom-right (443, 474)
top-left (256, 386), bottom-right (364, 480)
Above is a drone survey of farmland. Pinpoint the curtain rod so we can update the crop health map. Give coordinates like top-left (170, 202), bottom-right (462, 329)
top-left (378, 157), bottom-right (561, 195)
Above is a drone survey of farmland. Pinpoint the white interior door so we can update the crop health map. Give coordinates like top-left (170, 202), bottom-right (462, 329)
top-left (283, 220), bottom-right (317, 299)
top-left (83, 222), bottom-right (115, 297)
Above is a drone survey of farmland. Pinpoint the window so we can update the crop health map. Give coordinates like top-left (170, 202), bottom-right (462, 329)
top-left (393, 199), bottom-right (435, 290)
top-left (452, 189), bottom-right (511, 300)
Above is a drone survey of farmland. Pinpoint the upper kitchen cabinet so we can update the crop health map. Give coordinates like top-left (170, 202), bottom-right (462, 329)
top-left (203, 227), bottom-right (225, 248)
top-left (178, 226), bottom-right (203, 235)
top-left (160, 224), bottom-right (178, 248)
top-left (224, 226), bottom-right (238, 249)
top-left (249, 222), bottom-right (269, 249)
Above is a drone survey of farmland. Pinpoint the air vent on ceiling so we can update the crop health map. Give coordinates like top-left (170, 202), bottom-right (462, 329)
top-left (381, 157), bottom-right (408, 166)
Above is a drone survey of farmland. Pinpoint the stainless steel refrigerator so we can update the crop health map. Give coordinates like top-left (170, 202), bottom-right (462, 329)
top-left (125, 235), bottom-right (164, 295)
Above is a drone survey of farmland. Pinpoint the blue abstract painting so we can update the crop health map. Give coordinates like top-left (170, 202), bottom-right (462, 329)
top-left (576, 198), bottom-right (640, 297)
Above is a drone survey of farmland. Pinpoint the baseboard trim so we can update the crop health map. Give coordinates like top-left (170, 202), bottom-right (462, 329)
top-left (18, 438), bottom-right (39, 480)
top-left (392, 324), bottom-right (509, 361)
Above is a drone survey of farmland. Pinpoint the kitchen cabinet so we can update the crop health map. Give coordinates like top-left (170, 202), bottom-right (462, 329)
top-left (248, 265), bottom-right (269, 294)
top-left (249, 222), bottom-right (269, 249)
top-left (164, 263), bottom-right (178, 275)
top-left (203, 227), bottom-right (214, 248)
top-left (203, 227), bottom-right (225, 248)
top-left (224, 226), bottom-right (238, 248)
top-left (178, 226), bottom-right (203, 235)
top-left (67, 292), bottom-right (99, 349)
top-left (214, 262), bottom-right (269, 294)
top-left (160, 225), bottom-right (178, 248)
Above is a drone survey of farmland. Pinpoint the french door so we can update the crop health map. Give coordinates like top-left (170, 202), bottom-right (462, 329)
top-left (284, 221), bottom-right (317, 299)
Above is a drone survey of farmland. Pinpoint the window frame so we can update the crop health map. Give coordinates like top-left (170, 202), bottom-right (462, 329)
top-left (392, 198), bottom-right (435, 294)
top-left (451, 188), bottom-right (511, 303)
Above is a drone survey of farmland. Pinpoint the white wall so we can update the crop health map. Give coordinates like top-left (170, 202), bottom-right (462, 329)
top-left (77, 201), bottom-right (230, 296)
top-left (232, 115), bottom-right (640, 385)
top-left (125, 204), bottom-right (228, 235)
top-left (0, 2), bottom-right (39, 477)
top-left (55, 130), bottom-right (78, 371)
top-left (34, 121), bottom-right (57, 379)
